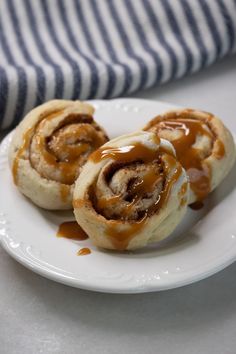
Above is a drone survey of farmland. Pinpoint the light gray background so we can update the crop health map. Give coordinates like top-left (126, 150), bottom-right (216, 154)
top-left (0, 55), bottom-right (236, 354)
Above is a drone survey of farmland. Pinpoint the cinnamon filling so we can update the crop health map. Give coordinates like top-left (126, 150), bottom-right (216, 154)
top-left (145, 111), bottom-right (225, 201)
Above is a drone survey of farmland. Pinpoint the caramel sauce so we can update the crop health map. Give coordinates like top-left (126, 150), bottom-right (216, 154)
top-left (106, 217), bottom-right (146, 250)
top-left (34, 134), bottom-right (77, 185)
top-left (60, 185), bottom-right (70, 203)
top-left (57, 221), bottom-right (88, 240)
top-left (158, 155), bottom-right (183, 210)
top-left (96, 194), bottom-right (138, 220)
top-left (73, 198), bottom-right (84, 209)
top-left (215, 140), bottom-right (225, 159)
top-left (97, 195), bottom-right (122, 210)
top-left (12, 126), bottom-right (35, 185)
top-left (145, 116), bottom-right (225, 201)
top-left (130, 168), bottom-right (162, 196)
top-left (77, 247), bottom-right (91, 256)
top-left (89, 141), bottom-right (160, 164)
top-left (96, 168), bottom-right (162, 219)
top-left (42, 110), bottom-right (65, 122)
top-left (189, 201), bottom-right (204, 210)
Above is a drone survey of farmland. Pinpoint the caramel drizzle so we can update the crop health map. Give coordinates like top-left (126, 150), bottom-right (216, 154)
top-left (146, 116), bottom-right (225, 201)
top-left (130, 167), bottom-right (162, 196)
top-left (89, 141), bottom-right (160, 164)
top-left (60, 185), bottom-right (71, 203)
top-left (214, 140), bottom-right (225, 159)
top-left (12, 126), bottom-right (35, 185)
top-left (106, 217), bottom-right (146, 250)
top-left (34, 134), bottom-right (79, 185)
top-left (75, 141), bottom-right (183, 250)
top-left (57, 221), bottom-right (88, 240)
top-left (92, 142), bottom-right (162, 222)
top-left (96, 167), bottom-right (163, 220)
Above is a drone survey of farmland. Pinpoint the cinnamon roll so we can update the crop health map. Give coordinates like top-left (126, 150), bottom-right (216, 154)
top-left (73, 131), bottom-right (189, 250)
top-left (9, 100), bottom-right (109, 209)
top-left (143, 109), bottom-right (236, 204)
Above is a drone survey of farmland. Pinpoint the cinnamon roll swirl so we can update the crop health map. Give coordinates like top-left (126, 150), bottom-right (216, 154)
top-left (73, 131), bottom-right (189, 250)
top-left (143, 109), bottom-right (236, 204)
top-left (9, 100), bottom-right (109, 209)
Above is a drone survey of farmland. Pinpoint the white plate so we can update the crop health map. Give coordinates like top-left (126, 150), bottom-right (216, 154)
top-left (0, 98), bottom-right (236, 293)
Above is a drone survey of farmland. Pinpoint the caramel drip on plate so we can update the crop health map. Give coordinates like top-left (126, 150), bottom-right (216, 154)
top-left (82, 142), bottom-right (183, 250)
top-left (57, 221), bottom-right (88, 240)
top-left (77, 248), bottom-right (91, 256)
top-left (147, 117), bottom-right (225, 201)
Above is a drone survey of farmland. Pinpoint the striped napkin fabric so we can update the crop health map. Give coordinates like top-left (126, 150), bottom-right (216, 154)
top-left (0, 0), bottom-right (236, 130)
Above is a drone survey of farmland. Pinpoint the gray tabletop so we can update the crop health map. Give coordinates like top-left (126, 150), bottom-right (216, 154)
top-left (0, 56), bottom-right (236, 354)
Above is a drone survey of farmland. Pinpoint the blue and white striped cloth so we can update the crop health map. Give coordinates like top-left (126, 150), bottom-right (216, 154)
top-left (0, 0), bottom-right (236, 130)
